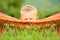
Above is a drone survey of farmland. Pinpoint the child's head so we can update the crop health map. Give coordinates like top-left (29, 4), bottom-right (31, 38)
top-left (20, 5), bottom-right (37, 16)
top-left (20, 5), bottom-right (38, 20)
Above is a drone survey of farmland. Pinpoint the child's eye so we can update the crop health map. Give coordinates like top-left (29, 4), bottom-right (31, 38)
top-left (30, 18), bottom-right (33, 20)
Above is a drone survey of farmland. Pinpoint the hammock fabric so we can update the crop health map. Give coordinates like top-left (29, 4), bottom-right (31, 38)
top-left (0, 12), bottom-right (60, 23)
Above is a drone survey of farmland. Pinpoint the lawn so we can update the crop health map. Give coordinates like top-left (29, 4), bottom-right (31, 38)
top-left (0, 26), bottom-right (60, 40)
top-left (0, 30), bottom-right (60, 40)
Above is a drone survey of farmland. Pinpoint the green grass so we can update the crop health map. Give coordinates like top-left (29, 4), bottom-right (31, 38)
top-left (0, 21), bottom-right (59, 40)
top-left (0, 29), bottom-right (60, 40)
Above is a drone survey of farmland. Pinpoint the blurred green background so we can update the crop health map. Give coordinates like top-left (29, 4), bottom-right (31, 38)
top-left (0, 0), bottom-right (60, 19)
